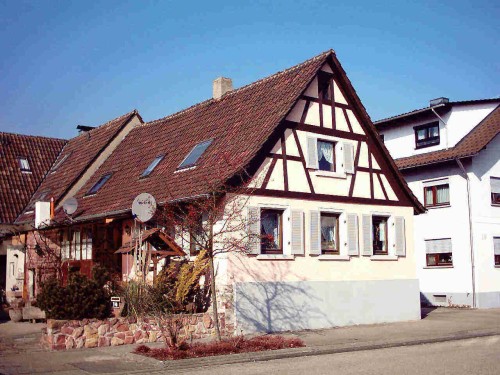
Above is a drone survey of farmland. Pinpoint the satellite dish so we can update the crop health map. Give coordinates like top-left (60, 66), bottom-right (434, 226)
top-left (132, 193), bottom-right (157, 223)
top-left (62, 197), bottom-right (78, 215)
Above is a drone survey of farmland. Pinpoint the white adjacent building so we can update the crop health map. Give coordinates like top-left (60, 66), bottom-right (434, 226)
top-left (375, 98), bottom-right (500, 308)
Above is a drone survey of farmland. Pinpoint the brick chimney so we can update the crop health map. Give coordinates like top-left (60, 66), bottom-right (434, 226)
top-left (213, 77), bottom-right (233, 99)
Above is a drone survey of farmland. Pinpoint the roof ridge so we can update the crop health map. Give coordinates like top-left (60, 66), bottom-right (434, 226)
top-left (143, 50), bottom-right (333, 128)
top-left (70, 109), bottom-right (139, 140)
top-left (375, 98), bottom-right (500, 124)
top-left (0, 131), bottom-right (67, 142)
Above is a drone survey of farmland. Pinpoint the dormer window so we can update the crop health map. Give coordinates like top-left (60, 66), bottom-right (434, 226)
top-left (51, 153), bottom-right (71, 173)
top-left (141, 155), bottom-right (164, 178)
top-left (86, 173), bottom-right (112, 196)
top-left (177, 139), bottom-right (213, 170)
top-left (414, 122), bottom-right (440, 149)
top-left (18, 157), bottom-right (31, 172)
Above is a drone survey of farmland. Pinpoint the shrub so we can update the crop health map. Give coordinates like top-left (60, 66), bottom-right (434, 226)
top-left (36, 265), bottom-right (112, 320)
top-left (133, 335), bottom-right (305, 361)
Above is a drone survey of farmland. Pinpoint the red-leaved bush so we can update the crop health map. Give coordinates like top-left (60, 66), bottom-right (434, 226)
top-left (133, 335), bottom-right (304, 361)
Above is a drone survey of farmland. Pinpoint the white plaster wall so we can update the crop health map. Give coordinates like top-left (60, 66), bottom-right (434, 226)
top-left (380, 103), bottom-right (498, 160)
top-left (468, 134), bottom-right (500, 295)
top-left (226, 195), bottom-right (416, 284)
top-left (403, 166), bottom-right (473, 298)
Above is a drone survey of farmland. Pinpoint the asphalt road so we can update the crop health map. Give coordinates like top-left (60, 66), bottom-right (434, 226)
top-left (168, 336), bottom-right (500, 375)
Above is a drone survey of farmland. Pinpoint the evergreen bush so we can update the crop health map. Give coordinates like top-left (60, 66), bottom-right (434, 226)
top-left (37, 265), bottom-right (112, 320)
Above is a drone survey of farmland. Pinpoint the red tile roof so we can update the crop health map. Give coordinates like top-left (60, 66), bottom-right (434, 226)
top-left (0, 133), bottom-right (66, 224)
top-left (53, 50), bottom-right (422, 220)
top-left (395, 105), bottom-right (500, 169)
top-left (16, 110), bottom-right (141, 223)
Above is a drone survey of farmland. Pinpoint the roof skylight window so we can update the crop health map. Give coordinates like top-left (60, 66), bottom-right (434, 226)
top-left (51, 153), bottom-right (71, 173)
top-left (141, 155), bottom-right (164, 178)
top-left (18, 157), bottom-right (31, 172)
top-left (177, 140), bottom-right (213, 170)
top-left (86, 173), bottom-right (112, 196)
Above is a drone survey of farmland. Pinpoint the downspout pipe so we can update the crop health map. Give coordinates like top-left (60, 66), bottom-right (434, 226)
top-left (455, 158), bottom-right (476, 308)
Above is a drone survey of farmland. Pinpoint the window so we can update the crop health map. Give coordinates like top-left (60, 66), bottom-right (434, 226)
top-left (18, 157), bottom-right (31, 172)
top-left (372, 216), bottom-right (388, 255)
top-left (317, 71), bottom-right (333, 102)
top-left (260, 209), bottom-right (283, 254)
top-left (51, 153), bottom-right (71, 173)
top-left (494, 237), bottom-right (500, 266)
top-left (141, 155), bottom-right (164, 178)
top-left (491, 177), bottom-right (500, 205)
top-left (425, 238), bottom-right (452, 267)
top-left (317, 140), bottom-right (335, 172)
top-left (61, 228), bottom-right (93, 260)
top-left (86, 173), bottom-right (112, 195)
top-left (321, 213), bottom-right (339, 254)
top-left (424, 184), bottom-right (450, 207)
top-left (414, 122), bottom-right (440, 148)
top-left (178, 139), bottom-right (213, 170)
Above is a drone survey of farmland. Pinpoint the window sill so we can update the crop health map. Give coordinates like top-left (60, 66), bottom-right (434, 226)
top-left (425, 204), bottom-right (451, 210)
top-left (370, 255), bottom-right (398, 261)
top-left (317, 255), bottom-right (350, 261)
top-left (423, 265), bottom-right (454, 269)
top-left (256, 254), bottom-right (294, 261)
top-left (314, 170), bottom-right (346, 179)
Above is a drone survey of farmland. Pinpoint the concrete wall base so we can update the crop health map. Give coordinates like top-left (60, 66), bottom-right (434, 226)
top-left (234, 279), bottom-right (421, 333)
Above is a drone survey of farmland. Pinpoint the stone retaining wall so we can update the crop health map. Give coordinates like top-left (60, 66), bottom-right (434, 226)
top-left (41, 312), bottom-right (229, 350)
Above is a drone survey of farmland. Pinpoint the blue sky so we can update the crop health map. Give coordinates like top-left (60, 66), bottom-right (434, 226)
top-left (0, 0), bottom-right (498, 139)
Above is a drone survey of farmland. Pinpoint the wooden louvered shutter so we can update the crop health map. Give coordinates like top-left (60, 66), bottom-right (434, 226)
top-left (343, 142), bottom-right (355, 174)
top-left (362, 214), bottom-right (373, 256)
top-left (291, 210), bottom-right (304, 255)
top-left (309, 211), bottom-right (321, 255)
top-left (394, 216), bottom-right (405, 256)
top-left (307, 137), bottom-right (319, 169)
top-left (346, 213), bottom-right (359, 256)
top-left (247, 206), bottom-right (261, 255)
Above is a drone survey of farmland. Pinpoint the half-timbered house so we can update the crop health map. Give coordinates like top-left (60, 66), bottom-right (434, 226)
top-left (15, 50), bottom-right (424, 332)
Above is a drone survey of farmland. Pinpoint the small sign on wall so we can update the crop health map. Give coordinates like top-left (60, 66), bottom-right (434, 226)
top-left (111, 296), bottom-right (121, 309)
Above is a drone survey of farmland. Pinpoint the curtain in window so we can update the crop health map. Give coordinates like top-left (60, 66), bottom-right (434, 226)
top-left (261, 214), bottom-right (279, 247)
top-left (430, 126), bottom-right (439, 137)
top-left (425, 188), bottom-right (433, 205)
top-left (436, 185), bottom-right (449, 203)
top-left (321, 223), bottom-right (336, 247)
top-left (317, 141), bottom-right (334, 164)
top-left (377, 221), bottom-right (385, 241)
top-left (417, 129), bottom-right (426, 140)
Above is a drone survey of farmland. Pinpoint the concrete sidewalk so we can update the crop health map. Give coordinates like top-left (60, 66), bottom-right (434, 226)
top-left (0, 308), bottom-right (499, 374)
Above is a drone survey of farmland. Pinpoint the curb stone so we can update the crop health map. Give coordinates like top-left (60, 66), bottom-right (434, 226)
top-left (116, 330), bottom-right (500, 374)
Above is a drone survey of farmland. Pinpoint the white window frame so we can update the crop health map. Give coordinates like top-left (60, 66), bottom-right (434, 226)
top-left (255, 204), bottom-right (293, 260)
top-left (316, 208), bottom-right (350, 260)
top-left (306, 134), bottom-right (355, 179)
top-left (366, 212), bottom-right (399, 260)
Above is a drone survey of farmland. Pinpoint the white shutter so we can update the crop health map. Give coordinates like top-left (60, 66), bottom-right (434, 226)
top-left (494, 237), bottom-right (500, 255)
top-left (425, 239), bottom-right (452, 254)
top-left (307, 137), bottom-right (318, 169)
top-left (362, 214), bottom-right (373, 256)
top-left (247, 206), bottom-right (261, 254)
top-left (291, 210), bottom-right (304, 255)
top-left (394, 216), bottom-right (405, 256)
top-left (309, 211), bottom-right (321, 255)
top-left (346, 213), bottom-right (359, 256)
top-left (343, 142), bottom-right (355, 174)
